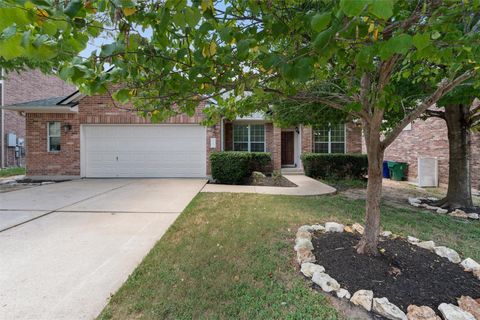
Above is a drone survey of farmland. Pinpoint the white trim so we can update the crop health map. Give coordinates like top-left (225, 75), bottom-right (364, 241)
top-left (2, 105), bottom-right (78, 113)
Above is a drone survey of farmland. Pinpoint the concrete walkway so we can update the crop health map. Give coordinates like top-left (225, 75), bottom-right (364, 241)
top-left (0, 178), bottom-right (206, 320)
top-left (201, 174), bottom-right (336, 196)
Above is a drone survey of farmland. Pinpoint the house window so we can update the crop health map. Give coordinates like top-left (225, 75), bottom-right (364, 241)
top-left (313, 124), bottom-right (346, 153)
top-left (48, 122), bottom-right (61, 152)
top-left (233, 124), bottom-right (265, 152)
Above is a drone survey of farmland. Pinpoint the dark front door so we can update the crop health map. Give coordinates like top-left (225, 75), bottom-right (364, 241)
top-left (281, 131), bottom-right (295, 166)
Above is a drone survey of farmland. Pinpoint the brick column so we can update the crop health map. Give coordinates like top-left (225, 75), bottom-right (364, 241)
top-left (301, 126), bottom-right (313, 153)
top-left (272, 126), bottom-right (282, 170)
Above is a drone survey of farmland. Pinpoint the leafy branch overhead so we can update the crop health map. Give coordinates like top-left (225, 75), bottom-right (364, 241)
top-left (0, 1), bottom-right (478, 127)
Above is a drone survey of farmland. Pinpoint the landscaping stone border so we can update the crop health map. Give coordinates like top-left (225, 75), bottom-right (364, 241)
top-left (295, 222), bottom-right (480, 320)
top-left (408, 197), bottom-right (479, 220)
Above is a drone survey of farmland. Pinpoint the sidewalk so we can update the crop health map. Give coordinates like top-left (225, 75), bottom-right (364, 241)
top-left (201, 175), bottom-right (336, 196)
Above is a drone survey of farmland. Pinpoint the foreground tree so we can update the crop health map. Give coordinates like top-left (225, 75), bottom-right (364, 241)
top-left (2, 0), bottom-right (480, 254)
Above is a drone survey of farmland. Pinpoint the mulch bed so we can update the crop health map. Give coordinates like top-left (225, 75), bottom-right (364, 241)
top-left (311, 232), bottom-right (480, 312)
top-left (247, 175), bottom-right (297, 187)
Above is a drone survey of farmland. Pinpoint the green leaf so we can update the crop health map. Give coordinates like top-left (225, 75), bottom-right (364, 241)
top-left (112, 88), bottom-right (131, 104)
top-left (42, 20), bottom-right (58, 36)
top-left (64, 0), bottom-right (82, 18)
top-left (412, 33), bottom-right (430, 51)
top-left (236, 39), bottom-right (250, 58)
top-left (431, 30), bottom-right (441, 40)
top-left (369, 0), bottom-right (393, 20)
top-left (313, 28), bottom-right (334, 50)
top-left (311, 12), bottom-right (331, 33)
top-left (355, 45), bottom-right (375, 70)
top-left (293, 57), bottom-right (314, 81)
top-left (340, 0), bottom-right (371, 17)
top-left (379, 34), bottom-right (412, 59)
top-left (0, 8), bottom-right (29, 30)
top-left (0, 34), bottom-right (24, 60)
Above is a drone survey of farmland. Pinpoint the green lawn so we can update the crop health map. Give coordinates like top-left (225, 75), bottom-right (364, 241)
top-left (0, 167), bottom-right (25, 177)
top-left (98, 193), bottom-right (480, 320)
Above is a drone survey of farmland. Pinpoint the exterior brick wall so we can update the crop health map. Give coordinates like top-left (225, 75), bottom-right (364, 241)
top-left (2, 69), bottom-right (75, 167)
top-left (346, 122), bottom-right (363, 153)
top-left (25, 93), bottom-right (217, 178)
top-left (25, 113), bottom-right (80, 177)
top-left (471, 133), bottom-right (480, 190)
top-left (385, 118), bottom-right (449, 185)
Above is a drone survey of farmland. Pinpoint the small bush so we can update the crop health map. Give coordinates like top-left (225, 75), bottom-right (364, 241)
top-left (210, 152), bottom-right (272, 184)
top-left (301, 153), bottom-right (368, 179)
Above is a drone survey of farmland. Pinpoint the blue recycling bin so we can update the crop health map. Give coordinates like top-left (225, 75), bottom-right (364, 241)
top-left (383, 161), bottom-right (390, 178)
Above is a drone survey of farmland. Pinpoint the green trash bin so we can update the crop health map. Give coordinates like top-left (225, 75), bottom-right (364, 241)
top-left (387, 161), bottom-right (408, 181)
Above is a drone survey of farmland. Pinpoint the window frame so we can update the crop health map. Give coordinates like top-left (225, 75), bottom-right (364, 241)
top-left (232, 123), bottom-right (266, 152)
top-left (47, 121), bottom-right (61, 152)
top-left (313, 123), bottom-right (346, 154)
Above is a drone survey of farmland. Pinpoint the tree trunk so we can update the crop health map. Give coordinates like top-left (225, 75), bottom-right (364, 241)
top-left (436, 104), bottom-right (474, 209)
top-left (356, 117), bottom-right (384, 255)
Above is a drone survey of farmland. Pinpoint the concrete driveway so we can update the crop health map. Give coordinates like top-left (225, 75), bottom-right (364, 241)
top-left (0, 179), bottom-right (206, 320)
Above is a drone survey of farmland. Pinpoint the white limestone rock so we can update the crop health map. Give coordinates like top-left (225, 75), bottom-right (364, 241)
top-left (352, 223), bottom-right (365, 235)
top-left (350, 290), bottom-right (374, 311)
top-left (438, 303), bottom-right (475, 320)
top-left (450, 209), bottom-right (469, 219)
top-left (325, 222), bottom-right (344, 233)
top-left (381, 231), bottom-right (393, 238)
top-left (311, 272), bottom-right (340, 293)
top-left (300, 263), bottom-right (325, 278)
top-left (298, 225), bottom-right (313, 233)
top-left (427, 197), bottom-right (439, 201)
top-left (409, 197), bottom-right (422, 205)
top-left (416, 241), bottom-right (436, 251)
top-left (461, 258), bottom-right (480, 271)
top-left (408, 236), bottom-right (420, 244)
top-left (434, 246), bottom-right (461, 263)
top-left (296, 248), bottom-right (316, 264)
top-left (294, 238), bottom-right (313, 252)
top-left (336, 288), bottom-right (351, 299)
top-left (467, 213), bottom-right (479, 220)
top-left (310, 224), bottom-right (326, 232)
top-left (372, 297), bottom-right (407, 320)
top-left (436, 208), bottom-right (448, 214)
top-left (296, 229), bottom-right (312, 241)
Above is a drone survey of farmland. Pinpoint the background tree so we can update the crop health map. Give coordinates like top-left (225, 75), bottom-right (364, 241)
top-left (2, 0), bottom-right (479, 255)
top-left (427, 85), bottom-right (480, 210)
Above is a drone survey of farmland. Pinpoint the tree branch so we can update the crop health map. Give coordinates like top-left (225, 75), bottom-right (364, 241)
top-left (425, 109), bottom-right (446, 119)
top-left (381, 69), bottom-right (475, 149)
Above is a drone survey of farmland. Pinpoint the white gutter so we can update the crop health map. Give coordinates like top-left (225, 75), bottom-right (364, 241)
top-left (1, 68), bottom-right (4, 168)
top-left (1, 105), bottom-right (78, 113)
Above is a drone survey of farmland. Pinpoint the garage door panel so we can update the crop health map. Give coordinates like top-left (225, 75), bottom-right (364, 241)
top-left (83, 125), bottom-right (206, 178)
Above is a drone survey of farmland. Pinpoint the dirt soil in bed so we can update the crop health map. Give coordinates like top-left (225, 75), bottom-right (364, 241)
top-left (312, 232), bottom-right (480, 312)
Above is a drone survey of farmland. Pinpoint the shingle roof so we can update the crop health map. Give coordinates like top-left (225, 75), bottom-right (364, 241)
top-left (8, 96), bottom-right (76, 107)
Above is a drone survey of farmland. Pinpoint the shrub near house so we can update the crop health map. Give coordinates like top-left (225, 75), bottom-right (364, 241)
top-left (210, 152), bottom-right (272, 184)
top-left (301, 154), bottom-right (368, 179)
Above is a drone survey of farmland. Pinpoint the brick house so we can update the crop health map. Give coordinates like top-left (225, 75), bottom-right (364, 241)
top-left (0, 69), bottom-right (74, 168)
top-left (3, 88), bottom-right (363, 179)
top-left (384, 117), bottom-right (480, 189)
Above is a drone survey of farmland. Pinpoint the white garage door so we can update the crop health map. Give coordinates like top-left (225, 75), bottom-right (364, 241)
top-left (82, 125), bottom-right (207, 178)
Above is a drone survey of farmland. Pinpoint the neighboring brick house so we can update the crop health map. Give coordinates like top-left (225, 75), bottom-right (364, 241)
top-left (384, 117), bottom-right (480, 189)
top-left (3, 88), bottom-right (363, 179)
top-left (0, 69), bottom-right (74, 168)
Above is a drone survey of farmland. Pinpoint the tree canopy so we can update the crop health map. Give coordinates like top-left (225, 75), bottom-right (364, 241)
top-left (2, 0), bottom-right (480, 254)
